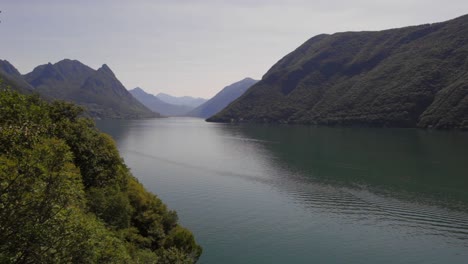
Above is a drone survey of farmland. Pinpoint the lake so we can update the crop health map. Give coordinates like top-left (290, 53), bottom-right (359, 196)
top-left (96, 117), bottom-right (468, 264)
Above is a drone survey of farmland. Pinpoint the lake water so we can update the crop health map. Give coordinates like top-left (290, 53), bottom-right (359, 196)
top-left (96, 117), bottom-right (468, 264)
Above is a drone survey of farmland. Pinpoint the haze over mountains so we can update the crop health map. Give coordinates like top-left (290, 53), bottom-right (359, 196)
top-left (209, 14), bottom-right (468, 129)
top-left (0, 58), bottom-right (256, 119)
top-left (129, 87), bottom-right (196, 116)
top-left (2, 14), bottom-right (468, 128)
top-left (156, 93), bottom-right (207, 108)
top-left (130, 78), bottom-right (257, 118)
top-left (188, 78), bottom-right (258, 118)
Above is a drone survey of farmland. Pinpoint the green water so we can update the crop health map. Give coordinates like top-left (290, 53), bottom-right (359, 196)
top-left (96, 118), bottom-right (468, 264)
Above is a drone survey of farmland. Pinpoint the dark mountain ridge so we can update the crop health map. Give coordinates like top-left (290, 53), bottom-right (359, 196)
top-left (22, 59), bottom-right (158, 119)
top-left (0, 60), bottom-right (34, 93)
top-left (208, 14), bottom-right (468, 129)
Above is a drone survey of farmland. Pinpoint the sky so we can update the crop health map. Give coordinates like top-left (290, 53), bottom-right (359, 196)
top-left (1, 1), bottom-right (468, 98)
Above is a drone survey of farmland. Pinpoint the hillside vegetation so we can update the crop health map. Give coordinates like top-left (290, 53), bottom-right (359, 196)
top-left (208, 15), bottom-right (468, 129)
top-left (0, 79), bottom-right (201, 263)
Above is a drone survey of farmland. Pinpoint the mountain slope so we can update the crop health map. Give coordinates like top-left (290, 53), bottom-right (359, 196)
top-left (24, 59), bottom-right (157, 119)
top-left (208, 15), bottom-right (468, 129)
top-left (157, 93), bottom-right (207, 108)
top-left (0, 60), bottom-right (34, 93)
top-left (189, 78), bottom-right (258, 118)
top-left (130, 87), bottom-right (193, 116)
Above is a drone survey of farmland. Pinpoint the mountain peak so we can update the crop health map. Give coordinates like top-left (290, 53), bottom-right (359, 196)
top-left (98, 64), bottom-right (115, 77)
top-left (130, 87), bottom-right (148, 95)
top-left (54, 59), bottom-right (87, 69)
top-left (22, 60), bottom-right (157, 118)
top-left (208, 15), bottom-right (468, 129)
top-left (0, 59), bottom-right (34, 93)
top-left (0, 59), bottom-right (13, 66)
top-left (56, 58), bottom-right (80, 64)
top-left (156, 92), bottom-right (170, 97)
top-left (0, 59), bottom-right (21, 76)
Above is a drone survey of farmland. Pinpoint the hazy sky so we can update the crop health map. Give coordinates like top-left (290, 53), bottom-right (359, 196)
top-left (1, 1), bottom-right (468, 98)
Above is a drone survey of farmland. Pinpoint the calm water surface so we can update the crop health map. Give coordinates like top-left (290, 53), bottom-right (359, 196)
top-left (96, 118), bottom-right (468, 264)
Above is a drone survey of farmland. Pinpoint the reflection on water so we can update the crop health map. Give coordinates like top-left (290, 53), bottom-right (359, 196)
top-left (232, 124), bottom-right (468, 206)
top-left (220, 124), bottom-right (468, 243)
top-left (97, 118), bottom-right (468, 264)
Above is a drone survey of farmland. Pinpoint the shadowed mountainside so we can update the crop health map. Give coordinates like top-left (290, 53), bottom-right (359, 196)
top-left (208, 15), bottom-right (468, 129)
top-left (0, 60), bottom-right (34, 94)
top-left (23, 59), bottom-right (158, 119)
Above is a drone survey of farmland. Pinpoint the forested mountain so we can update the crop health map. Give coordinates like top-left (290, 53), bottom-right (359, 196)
top-left (0, 80), bottom-right (202, 263)
top-left (156, 93), bottom-right (207, 108)
top-left (208, 15), bottom-right (468, 129)
top-left (21, 59), bottom-right (158, 119)
top-left (189, 78), bottom-right (258, 118)
top-left (130, 87), bottom-right (193, 116)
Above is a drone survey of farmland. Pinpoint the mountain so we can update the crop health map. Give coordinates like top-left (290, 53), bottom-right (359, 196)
top-left (130, 87), bottom-right (193, 116)
top-left (157, 93), bottom-right (207, 108)
top-left (0, 60), bottom-right (34, 93)
top-left (208, 14), bottom-right (468, 130)
top-left (189, 78), bottom-right (258, 118)
top-left (23, 59), bottom-right (158, 119)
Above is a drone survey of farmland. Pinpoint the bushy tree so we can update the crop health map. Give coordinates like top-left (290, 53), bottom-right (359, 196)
top-left (0, 82), bottom-right (202, 263)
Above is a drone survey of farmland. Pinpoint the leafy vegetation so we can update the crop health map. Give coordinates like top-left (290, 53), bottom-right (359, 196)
top-left (0, 79), bottom-right (201, 263)
top-left (208, 15), bottom-right (468, 129)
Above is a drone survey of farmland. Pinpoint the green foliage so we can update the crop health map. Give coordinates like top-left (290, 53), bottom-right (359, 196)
top-left (164, 226), bottom-right (202, 259)
top-left (87, 186), bottom-right (133, 229)
top-left (209, 15), bottom-right (468, 129)
top-left (157, 247), bottom-right (196, 264)
top-left (0, 84), bottom-right (201, 263)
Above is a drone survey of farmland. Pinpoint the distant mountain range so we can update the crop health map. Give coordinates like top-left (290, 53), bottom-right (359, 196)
top-left (188, 78), bottom-right (258, 118)
top-left (0, 59), bottom-right (157, 119)
top-left (208, 14), bottom-right (468, 129)
top-left (130, 78), bottom-right (256, 118)
top-left (156, 93), bottom-right (207, 108)
top-left (129, 88), bottom-right (195, 116)
top-left (0, 58), bottom-right (256, 120)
